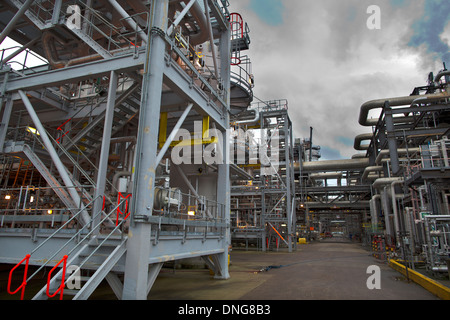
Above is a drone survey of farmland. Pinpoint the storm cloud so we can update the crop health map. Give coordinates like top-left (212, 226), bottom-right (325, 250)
top-left (228, 0), bottom-right (450, 159)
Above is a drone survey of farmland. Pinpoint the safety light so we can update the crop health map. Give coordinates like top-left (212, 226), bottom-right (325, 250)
top-left (26, 126), bottom-right (40, 135)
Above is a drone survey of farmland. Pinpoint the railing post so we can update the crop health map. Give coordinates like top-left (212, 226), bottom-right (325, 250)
top-left (7, 254), bottom-right (31, 300)
top-left (46, 255), bottom-right (68, 300)
top-left (116, 193), bottom-right (132, 226)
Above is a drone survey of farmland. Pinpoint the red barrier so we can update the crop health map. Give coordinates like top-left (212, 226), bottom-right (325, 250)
top-left (46, 255), bottom-right (68, 300)
top-left (7, 254), bottom-right (31, 300)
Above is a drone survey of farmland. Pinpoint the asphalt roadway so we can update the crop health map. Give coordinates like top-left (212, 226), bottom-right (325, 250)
top-left (146, 241), bottom-right (440, 300)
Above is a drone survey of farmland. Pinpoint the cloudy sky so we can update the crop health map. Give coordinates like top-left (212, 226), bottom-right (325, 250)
top-left (227, 0), bottom-right (450, 160)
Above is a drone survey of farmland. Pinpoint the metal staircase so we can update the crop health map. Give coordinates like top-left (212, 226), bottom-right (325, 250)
top-left (61, 82), bottom-right (141, 158)
top-left (8, 0), bottom-right (146, 62)
top-left (32, 235), bottom-right (127, 300)
top-left (2, 0), bottom-right (236, 300)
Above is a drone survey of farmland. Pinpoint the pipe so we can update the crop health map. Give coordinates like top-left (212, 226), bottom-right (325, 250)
top-left (354, 133), bottom-right (373, 151)
top-left (362, 166), bottom-right (383, 180)
top-left (435, 70), bottom-right (450, 85)
top-left (358, 92), bottom-right (450, 126)
top-left (155, 103), bottom-right (193, 165)
top-left (370, 194), bottom-right (381, 231)
top-left (375, 148), bottom-right (420, 165)
top-left (390, 178), bottom-right (404, 245)
top-left (42, 31), bottom-right (68, 69)
top-left (170, 0), bottom-right (209, 46)
top-left (306, 200), bottom-right (370, 207)
top-left (299, 158), bottom-right (369, 172)
top-left (18, 90), bottom-right (90, 225)
top-left (235, 109), bottom-right (259, 125)
top-left (372, 177), bottom-right (403, 190)
top-left (309, 172), bottom-right (342, 180)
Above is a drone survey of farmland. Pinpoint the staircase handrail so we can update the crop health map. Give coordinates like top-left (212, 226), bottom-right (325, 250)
top-left (7, 254), bottom-right (31, 300)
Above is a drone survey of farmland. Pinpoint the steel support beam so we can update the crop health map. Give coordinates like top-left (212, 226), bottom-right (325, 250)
top-left (18, 90), bottom-right (90, 225)
top-left (167, 0), bottom-right (197, 35)
top-left (107, 0), bottom-right (148, 43)
top-left (5, 52), bottom-right (145, 92)
top-left (92, 71), bottom-right (118, 234)
top-left (0, 96), bottom-right (13, 148)
top-left (212, 24), bottom-right (231, 277)
top-left (163, 57), bottom-right (227, 131)
top-left (122, 0), bottom-right (169, 300)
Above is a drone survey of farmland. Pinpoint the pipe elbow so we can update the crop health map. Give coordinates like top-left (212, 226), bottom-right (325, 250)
top-left (354, 133), bottom-right (373, 151)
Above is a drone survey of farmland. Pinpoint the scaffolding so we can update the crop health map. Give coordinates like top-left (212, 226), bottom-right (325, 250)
top-left (230, 99), bottom-right (296, 252)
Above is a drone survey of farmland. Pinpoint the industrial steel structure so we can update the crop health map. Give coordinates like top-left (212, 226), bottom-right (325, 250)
top-left (230, 99), bottom-right (296, 252)
top-left (0, 0), bottom-right (254, 300)
top-left (0, 0), bottom-right (448, 302)
top-left (299, 66), bottom-right (450, 276)
top-left (356, 68), bottom-right (450, 273)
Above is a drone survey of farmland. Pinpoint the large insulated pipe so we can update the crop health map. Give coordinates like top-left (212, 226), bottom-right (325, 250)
top-left (372, 177), bottom-right (403, 190)
top-left (171, 0), bottom-right (209, 46)
top-left (435, 70), bottom-right (450, 85)
top-left (155, 103), bottom-right (193, 165)
top-left (390, 178), bottom-right (404, 244)
top-left (375, 148), bottom-right (420, 165)
top-left (362, 166), bottom-right (383, 180)
top-left (354, 133), bottom-right (373, 151)
top-left (299, 158), bottom-right (369, 173)
top-left (309, 172), bottom-right (343, 180)
top-left (359, 91), bottom-right (450, 126)
top-left (370, 194), bottom-right (381, 231)
top-left (235, 109), bottom-right (259, 125)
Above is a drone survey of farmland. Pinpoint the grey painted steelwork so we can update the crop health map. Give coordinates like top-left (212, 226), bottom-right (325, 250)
top-left (0, 0), bottom-right (240, 300)
top-left (230, 102), bottom-right (296, 252)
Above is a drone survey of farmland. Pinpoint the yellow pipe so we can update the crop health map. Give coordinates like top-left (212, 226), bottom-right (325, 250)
top-left (158, 112), bottom-right (168, 149)
top-left (159, 114), bottom-right (217, 147)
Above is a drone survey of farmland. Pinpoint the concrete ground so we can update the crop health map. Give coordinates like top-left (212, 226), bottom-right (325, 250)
top-left (147, 241), bottom-right (441, 300)
top-left (0, 241), bottom-right (444, 300)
